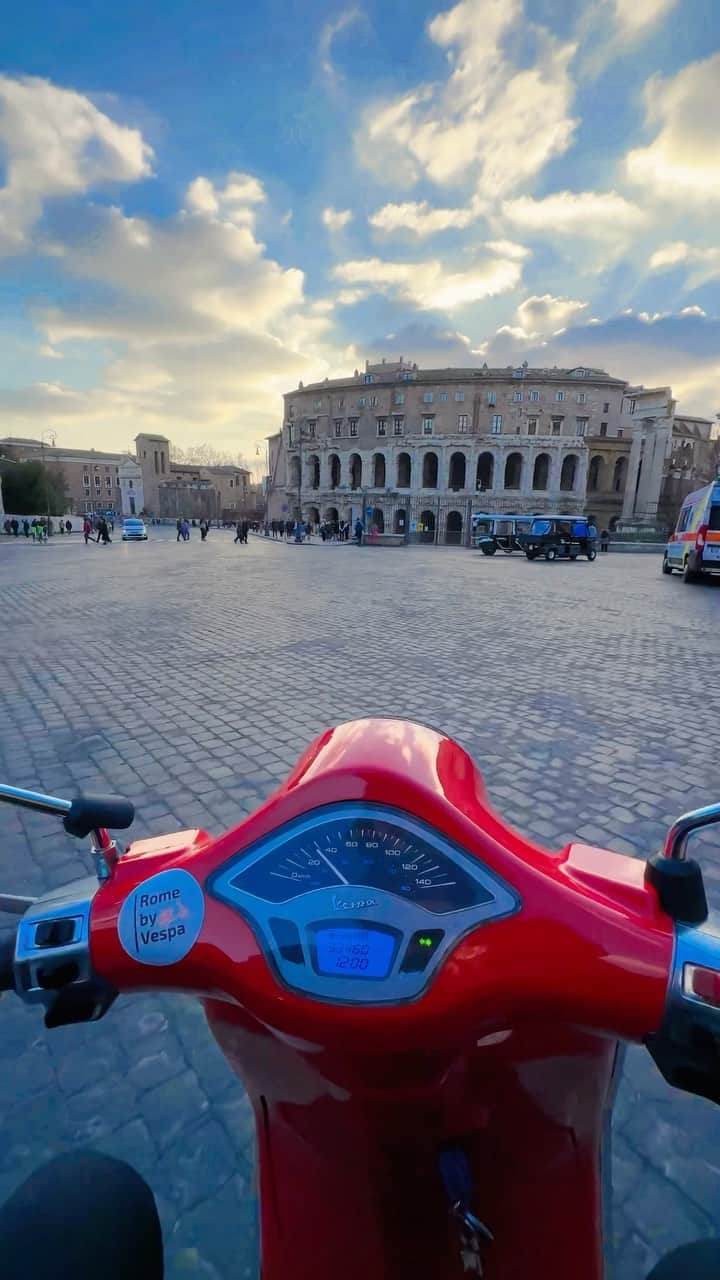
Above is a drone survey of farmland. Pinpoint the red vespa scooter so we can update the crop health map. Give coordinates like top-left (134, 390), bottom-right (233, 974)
top-left (1, 718), bottom-right (720, 1279)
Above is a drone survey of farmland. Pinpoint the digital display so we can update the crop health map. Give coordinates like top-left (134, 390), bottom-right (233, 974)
top-left (315, 927), bottom-right (395, 979)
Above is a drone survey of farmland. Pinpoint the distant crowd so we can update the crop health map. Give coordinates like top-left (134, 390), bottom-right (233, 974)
top-left (3, 516), bottom-right (74, 542)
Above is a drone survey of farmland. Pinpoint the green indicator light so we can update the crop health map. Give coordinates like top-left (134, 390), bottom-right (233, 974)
top-left (419, 937), bottom-right (433, 947)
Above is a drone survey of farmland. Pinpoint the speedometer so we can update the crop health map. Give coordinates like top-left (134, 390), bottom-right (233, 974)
top-left (229, 809), bottom-right (493, 914)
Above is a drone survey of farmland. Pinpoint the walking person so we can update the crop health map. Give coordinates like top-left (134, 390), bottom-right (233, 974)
top-left (354, 517), bottom-right (364, 546)
top-left (83, 517), bottom-right (92, 545)
top-left (65, 519), bottom-right (72, 535)
top-left (242, 519), bottom-right (249, 544)
top-left (234, 520), bottom-right (243, 545)
top-left (600, 528), bottom-right (609, 553)
top-left (22, 519), bottom-right (30, 538)
top-left (200, 518), bottom-right (208, 541)
top-left (176, 518), bottom-right (183, 542)
top-left (182, 519), bottom-right (190, 541)
top-left (96, 517), bottom-right (111, 545)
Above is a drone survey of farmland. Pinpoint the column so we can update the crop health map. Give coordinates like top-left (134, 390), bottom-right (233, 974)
top-left (622, 423), bottom-right (644, 520)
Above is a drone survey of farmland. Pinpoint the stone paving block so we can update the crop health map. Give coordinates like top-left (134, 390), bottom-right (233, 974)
top-left (2, 534), bottom-right (719, 1276)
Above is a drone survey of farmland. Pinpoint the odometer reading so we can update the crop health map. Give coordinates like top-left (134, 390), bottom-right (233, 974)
top-left (230, 813), bottom-right (493, 914)
top-left (315, 927), bottom-right (395, 979)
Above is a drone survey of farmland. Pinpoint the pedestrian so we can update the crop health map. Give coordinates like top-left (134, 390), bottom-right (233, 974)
top-left (354, 518), bottom-right (363, 546)
top-left (234, 520), bottom-right (243, 544)
top-left (83, 518), bottom-right (92, 545)
top-left (320, 523), bottom-right (327, 543)
top-left (600, 528), bottom-right (609, 553)
top-left (23, 519), bottom-right (30, 538)
top-left (10, 518), bottom-right (18, 536)
top-left (242, 519), bottom-right (249, 544)
top-left (65, 519), bottom-right (72, 535)
top-left (176, 518), bottom-right (183, 542)
top-left (200, 518), bottom-right (208, 541)
top-left (59, 520), bottom-right (65, 534)
top-left (182, 519), bottom-right (190, 541)
top-left (96, 517), bottom-right (111, 545)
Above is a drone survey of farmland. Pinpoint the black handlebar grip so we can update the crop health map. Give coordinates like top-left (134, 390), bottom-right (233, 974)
top-left (63, 794), bottom-right (136, 839)
top-left (0, 937), bottom-right (16, 992)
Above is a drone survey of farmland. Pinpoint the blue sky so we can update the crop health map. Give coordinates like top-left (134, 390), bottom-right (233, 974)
top-left (1, 0), bottom-right (719, 456)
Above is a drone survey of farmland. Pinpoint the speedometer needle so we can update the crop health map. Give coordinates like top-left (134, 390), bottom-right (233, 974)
top-left (315, 847), bottom-right (349, 885)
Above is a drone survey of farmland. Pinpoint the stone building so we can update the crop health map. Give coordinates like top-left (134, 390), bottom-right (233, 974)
top-left (268, 359), bottom-right (628, 543)
top-left (134, 434), bottom-right (250, 519)
top-left (0, 436), bottom-right (129, 514)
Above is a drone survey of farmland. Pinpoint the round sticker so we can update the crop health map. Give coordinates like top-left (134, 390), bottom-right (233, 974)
top-left (118, 868), bottom-right (205, 966)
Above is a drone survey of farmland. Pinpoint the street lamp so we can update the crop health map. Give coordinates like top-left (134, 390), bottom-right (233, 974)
top-left (39, 430), bottom-right (57, 536)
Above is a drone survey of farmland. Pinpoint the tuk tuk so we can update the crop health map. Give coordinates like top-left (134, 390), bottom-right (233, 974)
top-left (472, 514), bottom-right (534, 556)
top-left (521, 515), bottom-right (597, 562)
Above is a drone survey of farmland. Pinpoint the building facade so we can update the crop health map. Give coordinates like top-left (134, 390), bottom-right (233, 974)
top-left (0, 437), bottom-right (128, 514)
top-left (269, 359), bottom-right (628, 542)
top-left (134, 435), bottom-right (250, 519)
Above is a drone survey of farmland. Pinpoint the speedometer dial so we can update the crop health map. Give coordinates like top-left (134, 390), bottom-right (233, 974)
top-left (230, 812), bottom-right (492, 914)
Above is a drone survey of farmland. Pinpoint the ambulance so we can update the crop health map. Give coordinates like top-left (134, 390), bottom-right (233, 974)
top-left (663, 478), bottom-right (720, 582)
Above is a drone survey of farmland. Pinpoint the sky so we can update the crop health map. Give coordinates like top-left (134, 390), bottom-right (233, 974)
top-left (1, 0), bottom-right (720, 457)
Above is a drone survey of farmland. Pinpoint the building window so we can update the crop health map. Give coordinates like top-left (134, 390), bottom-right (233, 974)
top-left (377, 418), bottom-right (387, 436)
top-left (288, 425), bottom-right (295, 445)
top-left (556, 390), bottom-right (565, 401)
top-left (334, 420), bottom-right (342, 437)
top-left (358, 397), bottom-right (366, 408)
top-left (402, 372), bottom-right (414, 381)
top-left (394, 391), bottom-right (405, 405)
top-left (288, 405), bottom-right (295, 418)
top-left (105, 477), bottom-right (112, 489)
top-left (307, 421), bottom-right (316, 437)
top-left (603, 402), bottom-right (609, 413)
top-left (313, 399), bottom-right (322, 410)
top-left (349, 419), bottom-right (358, 436)
top-left (491, 415), bottom-right (502, 434)
top-left (393, 416), bottom-right (404, 435)
top-left (369, 395), bottom-right (378, 407)
top-left (617, 429), bottom-right (624, 439)
top-left (627, 398), bottom-right (636, 414)
top-left (422, 417), bottom-right (434, 435)
top-left (439, 391), bottom-right (448, 402)
top-left (529, 390), bottom-right (539, 401)
top-left (513, 390), bottom-right (522, 402)
top-left (94, 475), bottom-right (101, 488)
top-left (455, 391), bottom-right (465, 402)
top-left (457, 414), bottom-right (468, 433)
top-left (423, 392), bottom-right (434, 404)
top-left (600, 422), bottom-right (608, 437)
top-left (528, 418), bottom-right (538, 435)
top-left (364, 374), bottom-right (374, 384)
top-left (488, 391), bottom-right (496, 406)
top-left (577, 393), bottom-right (586, 404)
top-left (551, 418), bottom-right (562, 436)
top-left (576, 418), bottom-right (588, 436)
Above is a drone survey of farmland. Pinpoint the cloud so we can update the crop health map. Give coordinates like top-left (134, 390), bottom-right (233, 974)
top-left (502, 190), bottom-right (647, 247)
top-left (0, 75), bottom-right (152, 253)
top-left (486, 310), bottom-right (720, 418)
top-left (498, 294), bottom-right (590, 340)
top-left (368, 200), bottom-right (480, 237)
top-left (649, 240), bottom-right (720, 287)
top-left (358, 0), bottom-right (577, 197)
top-left (319, 8), bottom-right (364, 84)
top-left (185, 172), bottom-right (265, 221)
top-left (333, 246), bottom-right (524, 310)
top-left (626, 53), bottom-right (720, 202)
top-left (322, 206), bottom-right (352, 231)
top-left (613, 0), bottom-right (678, 40)
top-left (367, 321), bottom-right (487, 366)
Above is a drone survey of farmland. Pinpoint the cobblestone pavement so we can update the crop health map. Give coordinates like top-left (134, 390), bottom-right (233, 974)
top-left (0, 527), bottom-right (719, 1278)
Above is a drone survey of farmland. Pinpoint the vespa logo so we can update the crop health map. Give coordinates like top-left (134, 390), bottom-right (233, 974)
top-left (332, 894), bottom-right (377, 912)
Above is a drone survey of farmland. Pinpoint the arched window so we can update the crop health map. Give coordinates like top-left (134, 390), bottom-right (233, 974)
top-left (560, 454), bottom-right (577, 492)
top-left (613, 456), bottom-right (628, 493)
top-left (372, 453), bottom-right (386, 488)
top-left (306, 505), bottom-right (320, 526)
top-left (504, 452), bottom-right (522, 490)
top-left (449, 452), bottom-right (466, 491)
top-left (394, 508), bottom-right (407, 534)
top-left (289, 456), bottom-right (301, 487)
top-left (307, 454), bottom-right (320, 489)
top-left (532, 453), bottom-right (550, 490)
top-left (446, 511), bottom-right (463, 544)
top-left (329, 454), bottom-right (341, 489)
top-left (371, 508), bottom-right (385, 532)
top-left (349, 454), bottom-right (362, 490)
top-left (422, 452), bottom-right (438, 488)
top-left (476, 453), bottom-right (494, 490)
top-left (419, 509), bottom-right (436, 542)
top-left (588, 455), bottom-right (604, 492)
top-left (325, 506), bottom-right (339, 526)
top-left (397, 452), bottom-right (411, 487)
